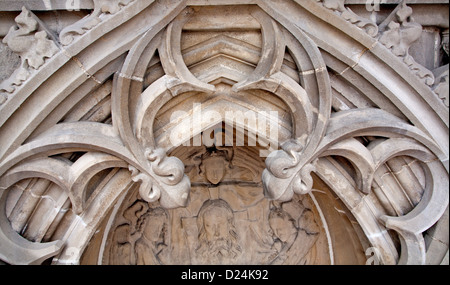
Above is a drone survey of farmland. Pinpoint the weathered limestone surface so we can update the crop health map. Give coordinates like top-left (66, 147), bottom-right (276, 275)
top-left (0, 0), bottom-right (448, 265)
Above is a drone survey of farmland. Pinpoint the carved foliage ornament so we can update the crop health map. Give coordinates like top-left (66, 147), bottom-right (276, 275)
top-left (59, 0), bottom-right (134, 45)
top-left (129, 148), bottom-right (190, 208)
top-left (378, 1), bottom-right (435, 86)
top-left (318, 0), bottom-right (379, 37)
top-left (0, 7), bottom-right (59, 105)
top-left (319, 0), bottom-right (439, 90)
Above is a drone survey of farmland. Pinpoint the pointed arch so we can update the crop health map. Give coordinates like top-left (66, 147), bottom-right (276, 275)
top-left (0, 0), bottom-right (447, 265)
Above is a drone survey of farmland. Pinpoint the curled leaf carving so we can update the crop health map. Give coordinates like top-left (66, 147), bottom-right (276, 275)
top-left (146, 148), bottom-right (185, 186)
top-left (263, 139), bottom-right (317, 201)
top-left (0, 7), bottom-right (58, 105)
top-left (129, 148), bottom-right (190, 208)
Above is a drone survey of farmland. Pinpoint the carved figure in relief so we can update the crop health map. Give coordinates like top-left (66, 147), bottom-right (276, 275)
top-left (193, 146), bottom-right (234, 185)
top-left (267, 207), bottom-right (319, 265)
top-left (195, 199), bottom-right (242, 264)
top-left (109, 224), bottom-right (132, 265)
top-left (134, 207), bottom-right (169, 265)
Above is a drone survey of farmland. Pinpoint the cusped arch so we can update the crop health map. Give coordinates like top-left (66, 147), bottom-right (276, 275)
top-left (0, 0), bottom-right (447, 265)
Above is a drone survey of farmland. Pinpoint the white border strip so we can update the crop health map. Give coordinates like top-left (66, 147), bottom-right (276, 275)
top-left (97, 190), bottom-right (128, 265)
top-left (309, 191), bottom-right (334, 265)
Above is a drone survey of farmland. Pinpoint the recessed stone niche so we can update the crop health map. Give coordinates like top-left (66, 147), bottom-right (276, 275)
top-left (81, 145), bottom-right (368, 265)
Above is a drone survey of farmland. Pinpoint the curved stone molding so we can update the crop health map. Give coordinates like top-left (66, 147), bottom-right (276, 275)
top-left (0, 7), bottom-right (59, 106)
top-left (0, 157), bottom-right (65, 264)
top-left (262, 107), bottom-right (444, 199)
top-left (0, 122), bottom-right (136, 178)
top-left (232, 9), bottom-right (286, 91)
top-left (0, 120), bottom-right (189, 211)
top-left (158, 9), bottom-right (215, 95)
top-left (263, 107), bottom-right (447, 265)
top-left (320, 138), bottom-right (375, 195)
top-left (69, 152), bottom-right (129, 214)
top-left (372, 139), bottom-right (448, 264)
top-left (0, 209), bottom-right (63, 265)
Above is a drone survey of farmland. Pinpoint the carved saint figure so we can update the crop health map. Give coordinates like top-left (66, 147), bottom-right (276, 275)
top-left (195, 199), bottom-right (242, 264)
top-left (267, 208), bottom-right (319, 265)
top-left (193, 146), bottom-right (233, 185)
top-left (109, 224), bottom-right (132, 265)
top-left (134, 207), bottom-right (169, 265)
top-left (203, 155), bottom-right (227, 185)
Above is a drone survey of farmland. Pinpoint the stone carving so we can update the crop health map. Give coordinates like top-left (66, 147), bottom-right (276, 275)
top-left (0, 7), bottom-right (58, 105)
top-left (434, 30), bottom-right (449, 107)
top-left (108, 201), bottom-right (169, 265)
top-left (109, 224), bottom-right (132, 265)
top-left (192, 146), bottom-right (234, 185)
top-left (134, 207), bottom-right (169, 265)
top-left (128, 148), bottom-right (190, 209)
top-left (105, 164), bottom-right (323, 265)
top-left (195, 199), bottom-right (242, 265)
top-left (0, 1), bottom-right (447, 266)
top-left (59, 0), bottom-right (133, 45)
top-left (319, 0), bottom-right (378, 37)
top-left (263, 138), bottom-right (318, 202)
top-left (379, 1), bottom-right (434, 86)
top-left (267, 206), bottom-right (319, 265)
top-left (432, 65), bottom-right (449, 107)
top-left (442, 29), bottom-right (449, 57)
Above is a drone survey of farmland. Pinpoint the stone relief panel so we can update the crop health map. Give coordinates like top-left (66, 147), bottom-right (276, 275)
top-left (103, 147), bottom-right (327, 265)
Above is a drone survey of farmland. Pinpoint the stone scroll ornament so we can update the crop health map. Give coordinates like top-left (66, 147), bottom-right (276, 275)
top-left (129, 148), bottom-right (190, 209)
top-left (0, 7), bottom-right (59, 106)
top-left (0, 0), bottom-right (447, 266)
top-left (263, 138), bottom-right (318, 202)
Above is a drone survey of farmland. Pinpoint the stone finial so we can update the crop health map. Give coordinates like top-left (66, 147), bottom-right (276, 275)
top-left (0, 7), bottom-right (59, 106)
top-left (379, 2), bottom-right (421, 57)
top-left (379, 1), bottom-right (435, 86)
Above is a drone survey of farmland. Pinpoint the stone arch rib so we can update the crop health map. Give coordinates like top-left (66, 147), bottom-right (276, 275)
top-left (0, 0), bottom-right (447, 265)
